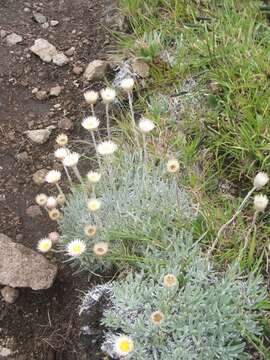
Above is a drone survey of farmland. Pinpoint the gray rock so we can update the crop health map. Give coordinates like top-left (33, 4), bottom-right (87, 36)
top-left (33, 11), bottom-right (47, 24)
top-left (0, 29), bottom-right (7, 39)
top-left (131, 59), bottom-right (150, 78)
top-left (83, 60), bottom-right (108, 81)
top-left (52, 52), bottom-right (69, 66)
top-left (65, 46), bottom-right (75, 56)
top-left (16, 151), bottom-right (28, 161)
top-left (6, 33), bottom-right (23, 46)
top-left (24, 125), bottom-right (55, 144)
top-left (0, 233), bottom-right (57, 290)
top-left (50, 20), bottom-right (59, 27)
top-left (30, 38), bottom-right (58, 63)
top-left (1, 286), bottom-right (19, 304)
top-left (73, 65), bottom-right (83, 75)
top-left (58, 117), bottom-right (73, 130)
top-left (26, 205), bottom-right (42, 218)
top-left (0, 346), bottom-right (12, 357)
top-left (41, 22), bottom-right (49, 29)
top-left (49, 85), bottom-right (62, 97)
top-left (35, 90), bottom-right (48, 100)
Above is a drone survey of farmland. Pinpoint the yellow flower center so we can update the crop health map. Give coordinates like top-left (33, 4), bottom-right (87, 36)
top-left (40, 242), bottom-right (50, 251)
top-left (119, 340), bottom-right (130, 353)
top-left (72, 244), bottom-right (82, 254)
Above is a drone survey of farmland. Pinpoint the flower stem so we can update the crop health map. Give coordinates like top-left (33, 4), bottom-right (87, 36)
top-left (91, 131), bottom-right (101, 168)
top-left (56, 183), bottom-right (64, 195)
top-left (64, 166), bottom-right (73, 187)
top-left (208, 186), bottom-right (256, 256)
top-left (128, 92), bottom-right (139, 145)
top-left (105, 103), bottom-right (111, 138)
top-left (239, 211), bottom-right (258, 261)
top-left (91, 104), bottom-right (95, 117)
top-left (72, 165), bottom-right (84, 186)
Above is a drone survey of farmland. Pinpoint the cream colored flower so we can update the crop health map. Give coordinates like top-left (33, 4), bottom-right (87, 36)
top-left (114, 336), bottom-right (134, 357)
top-left (56, 133), bottom-right (68, 146)
top-left (87, 198), bottom-right (101, 212)
top-left (57, 193), bottom-right (66, 206)
top-left (93, 242), bottom-right (108, 256)
top-left (87, 171), bottom-right (101, 184)
top-left (37, 238), bottom-right (52, 253)
top-left (84, 224), bottom-right (97, 238)
top-left (163, 274), bottom-right (178, 288)
top-left (63, 152), bottom-right (80, 167)
top-left (81, 116), bottom-right (100, 131)
top-left (138, 118), bottom-right (155, 133)
top-left (54, 147), bottom-right (70, 160)
top-left (97, 141), bottom-right (118, 156)
top-left (100, 87), bottom-right (116, 104)
top-left (253, 172), bottom-right (269, 189)
top-left (150, 310), bottom-right (165, 325)
top-left (120, 77), bottom-right (135, 92)
top-left (35, 193), bottom-right (48, 207)
top-left (66, 239), bottom-right (86, 257)
top-left (84, 90), bottom-right (98, 105)
top-left (48, 208), bottom-right (62, 221)
top-left (45, 170), bottom-right (61, 184)
top-left (254, 194), bottom-right (268, 212)
top-left (46, 196), bottom-right (58, 210)
top-left (166, 159), bottom-right (180, 174)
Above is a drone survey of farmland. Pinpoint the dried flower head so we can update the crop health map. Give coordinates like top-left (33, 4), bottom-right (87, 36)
top-left (46, 196), bottom-right (58, 210)
top-left (54, 147), bottom-right (70, 161)
top-left (35, 193), bottom-right (48, 207)
top-left (114, 335), bottom-right (134, 357)
top-left (166, 159), bottom-right (180, 174)
top-left (56, 133), bottom-right (68, 146)
top-left (87, 171), bottom-right (101, 184)
top-left (37, 238), bottom-right (52, 253)
top-left (120, 77), bottom-right (135, 92)
top-left (100, 87), bottom-right (116, 104)
top-left (57, 193), bottom-right (66, 206)
top-left (33, 169), bottom-right (47, 185)
top-left (45, 170), bottom-right (61, 184)
top-left (138, 118), bottom-right (155, 133)
top-left (48, 208), bottom-right (62, 221)
top-left (66, 239), bottom-right (86, 257)
top-left (84, 224), bottom-right (97, 238)
top-left (81, 116), bottom-right (100, 131)
top-left (93, 242), bottom-right (108, 256)
top-left (253, 172), bottom-right (269, 189)
top-left (163, 274), bottom-right (178, 288)
top-left (48, 231), bottom-right (60, 243)
top-left (87, 198), bottom-right (101, 212)
top-left (150, 310), bottom-right (165, 326)
top-left (84, 90), bottom-right (99, 105)
top-left (97, 141), bottom-right (118, 156)
top-left (63, 152), bottom-right (80, 167)
top-left (254, 194), bottom-right (269, 212)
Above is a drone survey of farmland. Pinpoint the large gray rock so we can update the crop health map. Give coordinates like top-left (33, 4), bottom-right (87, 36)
top-left (83, 60), bottom-right (108, 81)
top-left (0, 234), bottom-right (57, 290)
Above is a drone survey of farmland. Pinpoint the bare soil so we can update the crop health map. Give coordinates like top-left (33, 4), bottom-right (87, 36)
top-left (0, 0), bottom-right (118, 358)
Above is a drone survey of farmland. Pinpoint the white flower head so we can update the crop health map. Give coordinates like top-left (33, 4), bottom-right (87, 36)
top-left (120, 77), bottom-right (135, 92)
top-left (93, 242), bottom-right (108, 256)
top-left (66, 239), bottom-right (86, 257)
top-left (84, 90), bottom-right (99, 105)
top-left (166, 159), bottom-right (180, 174)
top-left (35, 193), bottom-right (48, 207)
top-left (100, 87), bottom-right (116, 104)
top-left (254, 194), bottom-right (269, 212)
top-left (48, 208), bottom-right (62, 221)
top-left (138, 118), bottom-right (155, 133)
top-left (114, 335), bottom-right (134, 357)
top-left (253, 172), bottom-right (269, 189)
top-left (87, 198), bottom-right (101, 212)
top-left (84, 224), bottom-right (97, 238)
top-left (54, 147), bottom-right (70, 160)
top-left (46, 196), bottom-right (58, 210)
top-left (45, 170), bottom-right (61, 184)
top-left (56, 133), bottom-right (68, 146)
top-left (63, 152), bottom-right (80, 167)
top-left (150, 310), bottom-right (165, 326)
top-left (82, 116), bottom-right (100, 131)
top-left (163, 274), bottom-right (178, 288)
top-left (37, 238), bottom-right (52, 253)
top-left (87, 171), bottom-right (101, 184)
top-left (97, 141), bottom-right (118, 156)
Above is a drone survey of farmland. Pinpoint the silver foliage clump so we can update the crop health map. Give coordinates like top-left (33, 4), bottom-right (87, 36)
top-left (101, 253), bottom-right (266, 360)
top-left (60, 152), bottom-right (195, 271)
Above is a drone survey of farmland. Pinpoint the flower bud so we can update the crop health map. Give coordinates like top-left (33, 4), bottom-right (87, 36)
top-left (254, 194), bottom-right (268, 212)
top-left (253, 172), bottom-right (269, 189)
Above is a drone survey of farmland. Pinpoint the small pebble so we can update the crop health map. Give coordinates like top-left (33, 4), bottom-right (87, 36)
top-left (1, 286), bottom-right (20, 304)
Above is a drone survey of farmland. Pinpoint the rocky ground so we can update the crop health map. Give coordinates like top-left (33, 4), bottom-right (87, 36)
top-left (0, 0), bottom-right (121, 358)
